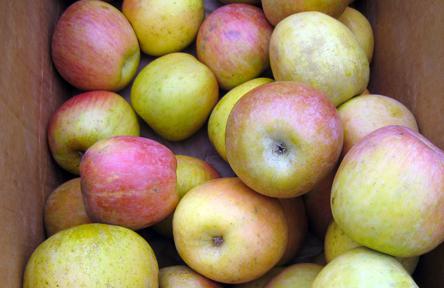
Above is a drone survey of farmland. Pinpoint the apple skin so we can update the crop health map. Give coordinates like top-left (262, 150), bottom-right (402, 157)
top-left (44, 178), bottom-right (91, 236)
top-left (325, 221), bottom-right (419, 274)
top-left (312, 248), bottom-right (418, 287)
top-left (338, 94), bottom-right (418, 154)
top-left (262, 0), bottom-right (351, 26)
top-left (80, 136), bottom-right (178, 230)
top-left (196, 4), bottom-right (273, 90)
top-left (131, 53), bottom-right (219, 141)
top-left (332, 125), bottom-right (444, 257)
top-left (226, 81), bottom-right (343, 198)
top-left (208, 77), bottom-right (273, 161)
top-left (159, 265), bottom-right (222, 288)
top-left (51, 0), bottom-right (140, 91)
top-left (221, 0), bottom-right (259, 4)
top-left (265, 263), bottom-right (323, 288)
top-left (154, 155), bottom-right (220, 237)
top-left (233, 268), bottom-right (284, 288)
top-left (269, 12), bottom-right (369, 106)
top-left (48, 90), bottom-right (140, 174)
top-left (173, 177), bottom-right (288, 284)
top-left (338, 7), bottom-right (374, 62)
top-left (23, 224), bottom-right (158, 287)
top-left (122, 0), bottom-right (204, 56)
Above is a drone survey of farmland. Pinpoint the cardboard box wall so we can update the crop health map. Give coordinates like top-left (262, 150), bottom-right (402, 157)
top-left (0, 0), bottom-right (443, 287)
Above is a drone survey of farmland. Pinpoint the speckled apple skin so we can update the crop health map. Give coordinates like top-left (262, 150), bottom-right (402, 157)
top-left (265, 263), bottom-right (323, 288)
top-left (332, 125), bottom-right (444, 257)
top-left (159, 265), bottom-right (222, 288)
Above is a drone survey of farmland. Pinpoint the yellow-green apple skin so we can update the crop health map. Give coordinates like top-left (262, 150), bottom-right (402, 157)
top-left (48, 90), bottom-right (140, 174)
top-left (332, 125), bottom-right (444, 257)
top-left (325, 221), bottom-right (419, 274)
top-left (262, 0), bottom-right (352, 26)
top-left (208, 77), bottom-right (273, 161)
top-left (122, 0), bottom-right (204, 56)
top-left (155, 155), bottom-right (220, 237)
top-left (44, 178), bottom-right (91, 236)
top-left (131, 53), bottom-right (219, 141)
top-left (173, 178), bottom-right (288, 284)
top-left (226, 82), bottom-right (343, 198)
top-left (23, 224), bottom-right (158, 288)
top-left (269, 12), bottom-right (369, 106)
top-left (312, 248), bottom-right (418, 287)
top-left (233, 268), bottom-right (284, 288)
top-left (51, 0), bottom-right (140, 91)
top-left (338, 94), bottom-right (419, 154)
top-left (265, 263), bottom-right (323, 288)
top-left (338, 7), bottom-right (374, 62)
top-left (159, 265), bottom-right (222, 288)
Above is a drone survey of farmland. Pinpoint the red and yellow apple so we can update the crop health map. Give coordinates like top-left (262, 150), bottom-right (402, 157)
top-left (159, 265), bottom-right (222, 288)
top-left (265, 263), bottom-right (323, 288)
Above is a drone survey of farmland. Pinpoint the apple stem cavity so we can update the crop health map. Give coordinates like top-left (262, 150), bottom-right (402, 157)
top-left (212, 236), bottom-right (224, 247)
top-left (273, 142), bottom-right (288, 156)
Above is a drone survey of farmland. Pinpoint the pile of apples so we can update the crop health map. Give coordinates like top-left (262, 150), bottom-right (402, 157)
top-left (23, 0), bottom-right (444, 287)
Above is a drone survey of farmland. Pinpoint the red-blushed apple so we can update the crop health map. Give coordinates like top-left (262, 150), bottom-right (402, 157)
top-left (51, 0), bottom-right (140, 91)
top-left (44, 178), bottom-right (91, 236)
top-left (233, 268), bottom-right (284, 288)
top-left (332, 126), bottom-right (444, 257)
top-left (226, 82), bottom-right (343, 198)
top-left (23, 224), bottom-right (158, 287)
top-left (265, 263), bottom-right (323, 288)
top-left (154, 155), bottom-right (220, 237)
top-left (159, 265), bottom-right (222, 288)
top-left (80, 136), bottom-right (178, 230)
top-left (269, 12), bottom-right (369, 106)
top-left (48, 90), bottom-right (140, 174)
top-left (196, 4), bottom-right (273, 90)
top-left (173, 178), bottom-right (288, 284)
top-left (338, 94), bottom-right (418, 154)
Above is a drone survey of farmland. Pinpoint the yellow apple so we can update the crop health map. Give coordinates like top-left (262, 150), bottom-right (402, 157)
top-left (159, 265), bottom-right (221, 288)
top-left (233, 268), bottom-right (284, 288)
top-left (265, 263), bottom-right (323, 288)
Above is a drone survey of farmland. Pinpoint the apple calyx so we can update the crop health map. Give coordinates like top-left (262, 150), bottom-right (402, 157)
top-left (212, 236), bottom-right (224, 247)
top-left (273, 141), bottom-right (288, 156)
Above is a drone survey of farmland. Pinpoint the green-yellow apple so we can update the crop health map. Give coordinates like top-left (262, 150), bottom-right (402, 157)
top-left (155, 155), bottom-right (220, 237)
top-left (131, 53), bottom-right (219, 141)
top-left (44, 178), bottom-right (91, 236)
top-left (226, 81), bottom-right (343, 198)
top-left (338, 7), bottom-right (374, 62)
top-left (80, 136), bottom-right (178, 230)
top-left (233, 268), bottom-right (284, 288)
top-left (159, 265), bottom-right (222, 288)
top-left (196, 4), bottom-right (273, 90)
top-left (208, 77), bottom-right (273, 161)
top-left (48, 90), bottom-right (140, 174)
top-left (23, 224), bottom-right (158, 287)
top-left (221, 0), bottom-right (259, 3)
top-left (325, 221), bottom-right (419, 274)
top-left (312, 248), bottom-right (418, 287)
top-left (338, 94), bottom-right (418, 154)
top-left (122, 0), bottom-right (204, 56)
top-left (51, 0), bottom-right (140, 91)
top-left (173, 178), bottom-right (288, 284)
top-left (262, 0), bottom-right (352, 26)
top-left (269, 12), bottom-right (369, 106)
top-left (332, 125), bottom-right (444, 257)
top-left (265, 263), bottom-right (323, 288)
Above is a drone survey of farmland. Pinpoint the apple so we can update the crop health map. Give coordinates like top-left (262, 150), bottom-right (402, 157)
top-left (361, 88), bottom-right (370, 95)
top-left (338, 94), bottom-right (418, 154)
top-left (47, 90), bottom-right (140, 174)
top-left (265, 263), bottom-right (323, 288)
top-left (23, 224), bottom-right (158, 287)
top-left (221, 0), bottom-right (259, 4)
top-left (44, 178), bottom-right (91, 236)
top-left (51, 0), bottom-right (140, 91)
top-left (159, 265), bottom-right (222, 288)
top-left (338, 7), bottom-right (374, 62)
top-left (262, 0), bottom-right (351, 26)
top-left (196, 4), bottom-right (273, 90)
top-left (312, 248), bottom-right (418, 287)
top-left (269, 12), bottom-right (369, 106)
top-left (325, 221), bottom-right (419, 274)
top-left (332, 125), bottom-right (444, 257)
top-left (208, 78), bottom-right (273, 161)
top-left (154, 155), bottom-right (220, 237)
top-left (131, 53), bottom-right (219, 141)
top-left (173, 177), bottom-right (288, 284)
top-left (122, 0), bottom-right (204, 56)
top-left (226, 81), bottom-right (343, 198)
top-left (233, 268), bottom-right (284, 288)
top-left (80, 136), bottom-right (178, 230)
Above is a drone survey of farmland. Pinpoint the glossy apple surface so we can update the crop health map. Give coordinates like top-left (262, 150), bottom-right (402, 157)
top-left (265, 263), bottom-right (323, 288)
top-left (159, 265), bottom-right (222, 288)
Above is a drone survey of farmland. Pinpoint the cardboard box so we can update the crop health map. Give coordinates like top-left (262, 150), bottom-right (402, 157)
top-left (0, 0), bottom-right (443, 287)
